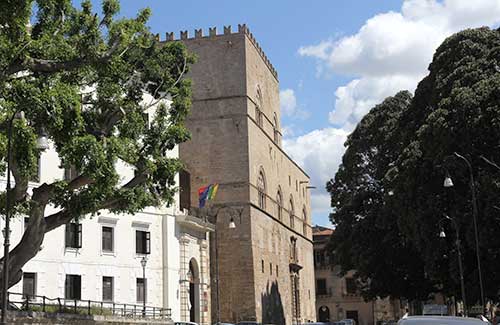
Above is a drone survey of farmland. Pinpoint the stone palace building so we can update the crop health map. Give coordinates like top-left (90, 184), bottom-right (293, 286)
top-left (170, 24), bottom-right (317, 325)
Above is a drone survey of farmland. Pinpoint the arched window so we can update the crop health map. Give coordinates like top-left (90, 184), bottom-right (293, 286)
top-left (255, 87), bottom-right (264, 127)
top-left (255, 106), bottom-right (263, 127)
top-left (257, 169), bottom-right (266, 210)
top-left (276, 188), bottom-right (283, 221)
top-left (289, 196), bottom-right (295, 229)
top-left (302, 207), bottom-right (307, 236)
top-left (273, 113), bottom-right (279, 143)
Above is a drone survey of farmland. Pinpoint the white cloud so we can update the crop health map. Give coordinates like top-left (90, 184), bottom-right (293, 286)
top-left (280, 89), bottom-right (297, 116)
top-left (279, 88), bottom-right (310, 119)
top-left (292, 0), bottom-right (500, 225)
top-left (300, 0), bottom-right (500, 131)
top-left (283, 128), bottom-right (349, 225)
top-left (330, 74), bottom-right (421, 128)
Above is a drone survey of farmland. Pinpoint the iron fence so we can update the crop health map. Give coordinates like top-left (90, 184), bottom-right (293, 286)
top-left (7, 292), bottom-right (171, 319)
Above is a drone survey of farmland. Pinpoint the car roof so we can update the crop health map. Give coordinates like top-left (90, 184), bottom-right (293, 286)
top-left (399, 316), bottom-right (488, 325)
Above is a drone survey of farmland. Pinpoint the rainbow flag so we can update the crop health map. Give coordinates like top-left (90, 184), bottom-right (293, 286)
top-left (198, 183), bottom-right (219, 208)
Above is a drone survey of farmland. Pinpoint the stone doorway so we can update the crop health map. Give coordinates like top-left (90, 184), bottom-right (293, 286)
top-left (189, 258), bottom-right (200, 323)
top-left (318, 306), bottom-right (330, 322)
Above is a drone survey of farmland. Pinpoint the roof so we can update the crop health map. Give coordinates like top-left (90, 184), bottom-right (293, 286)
top-left (312, 225), bottom-right (334, 236)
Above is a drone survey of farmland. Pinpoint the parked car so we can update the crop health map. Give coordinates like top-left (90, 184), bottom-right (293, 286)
top-left (175, 322), bottom-right (199, 325)
top-left (236, 321), bottom-right (260, 325)
top-left (339, 320), bottom-right (356, 325)
top-left (397, 316), bottom-right (490, 325)
top-left (378, 321), bottom-right (398, 325)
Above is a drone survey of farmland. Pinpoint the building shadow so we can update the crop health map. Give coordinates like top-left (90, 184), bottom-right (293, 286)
top-left (261, 281), bottom-right (285, 325)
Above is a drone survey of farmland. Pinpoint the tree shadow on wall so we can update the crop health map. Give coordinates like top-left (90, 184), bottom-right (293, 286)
top-left (261, 281), bottom-right (285, 325)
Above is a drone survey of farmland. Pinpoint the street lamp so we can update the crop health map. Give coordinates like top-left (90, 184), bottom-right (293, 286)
top-left (228, 217), bottom-right (236, 229)
top-left (36, 127), bottom-right (49, 151)
top-left (443, 152), bottom-right (485, 314)
top-left (438, 215), bottom-right (467, 316)
top-left (140, 256), bottom-right (147, 317)
top-left (1, 112), bottom-right (50, 324)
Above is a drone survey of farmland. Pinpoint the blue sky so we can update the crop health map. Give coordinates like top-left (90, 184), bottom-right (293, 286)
top-left (84, 0), bottom-right (500, 226)
top-left (108, 0), bottom-right (400, 134)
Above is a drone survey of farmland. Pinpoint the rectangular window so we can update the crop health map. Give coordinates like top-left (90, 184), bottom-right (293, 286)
top-left (136, 278), bottom-right (147, 303)
top-left (270, 263), bottom-right (273, 275)
top-left (102, 276), bottom-right (113, 302)
top-left (65, 274), bottom-right (81, 300)
top-left (316, 278), bottom-right (327, 295)
top-left (65, 222), bottom-right (82, 248)
top-left (64, 165), bottom-right (79, 182)
top-left (102, 226), bottom-right (114, 252)
top-left (136, 230), bottom-right (151, 254)
top-left (179, 170), bottom-right (191, 211)
top-left (276, 265), bottom-right (279, 277)
top-left (346, 277), bottom-right (357, 294)
top-left (346, 310), bottom-right (359, 324)
top-left (22, 272), bottom-right (36, 299)
top-left (314, 250), bottom-right (326, 267)
top-left (261, 260), bottom-right (265, 273)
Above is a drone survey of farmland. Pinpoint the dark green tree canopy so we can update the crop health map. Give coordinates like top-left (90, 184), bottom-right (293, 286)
top-left (0, 0), bottom-right (194, 288)
top-left (328, 27), bottom-right (500, 303)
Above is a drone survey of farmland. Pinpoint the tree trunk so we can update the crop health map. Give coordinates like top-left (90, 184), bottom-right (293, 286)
top-left (0, 187), bottom-right (50, 290)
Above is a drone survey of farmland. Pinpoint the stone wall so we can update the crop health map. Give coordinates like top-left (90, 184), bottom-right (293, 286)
top-left (7, 311), bottom-right (172, 324)
top-left (175, 25), bottom-right (316, 325)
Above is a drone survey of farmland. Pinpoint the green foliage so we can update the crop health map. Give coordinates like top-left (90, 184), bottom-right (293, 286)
top-left (0, 1), bottom-right (194, 223)
top-left (328, 27), bottom-right (500, 303)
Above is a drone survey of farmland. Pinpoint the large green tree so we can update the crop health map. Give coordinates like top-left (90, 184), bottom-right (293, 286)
top-left (328, 27), bottom-right (500, 304)
top-left (0, 0), bottom-right (193, 289)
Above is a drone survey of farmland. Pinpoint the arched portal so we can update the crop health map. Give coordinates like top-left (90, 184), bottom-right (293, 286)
top-left (189, 258), bottom-right (200, 323)
top-left (318, 305), bottom-right (330, 322)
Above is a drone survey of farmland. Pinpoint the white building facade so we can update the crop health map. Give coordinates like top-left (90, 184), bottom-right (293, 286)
top-left (0, 116), bottom-right (212, 324)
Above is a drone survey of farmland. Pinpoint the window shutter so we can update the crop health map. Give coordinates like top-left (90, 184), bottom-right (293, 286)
top-left (65, 224), bottom-right (70, 247)
top-left (110, 228), bottom-right (114, 251)
top-left (77, 224), bottom-right (82, 248)
top-left (75, 276), bottom-right (81, 300)
top-left (145, 232), bottom-right (151, 254)
top-left (64, 276), bottom-right (70, 299)
top-left (136, 231), bottom-right (141, 254)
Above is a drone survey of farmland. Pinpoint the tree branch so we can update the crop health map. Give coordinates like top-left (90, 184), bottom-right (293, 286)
top-left (44, 171), bottom-right (148, 232)
top-left (480, 155), bottom-right (500, 172)
top-left (2, 39), bottom-right (121, 80)
top-left (144, 55), bottom-right (187, 110)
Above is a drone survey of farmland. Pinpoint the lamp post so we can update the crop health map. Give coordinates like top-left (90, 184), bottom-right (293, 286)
top-left (438, 215), bottom-right (467, 316)
top-left (140, 256), bottom-right (147, 317)
top-left (444, 152), bottom-right (485, 314)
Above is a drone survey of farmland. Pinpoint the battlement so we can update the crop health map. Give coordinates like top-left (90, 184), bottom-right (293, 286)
top-left (160, 24), bottom-right (278, 80)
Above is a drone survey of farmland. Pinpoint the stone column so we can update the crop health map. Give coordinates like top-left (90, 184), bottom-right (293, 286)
top-left (199, 238), bottom-right (210, 325)
top-left (179, 235), bottom-right (191, 321)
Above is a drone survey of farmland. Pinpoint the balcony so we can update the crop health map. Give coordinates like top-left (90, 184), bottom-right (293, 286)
top-left (316, 287), bottom-right (333, 298)
top-left (289, 256), bottom-right (302, 273)
top-left (175, 210), bottom-right (215, 232)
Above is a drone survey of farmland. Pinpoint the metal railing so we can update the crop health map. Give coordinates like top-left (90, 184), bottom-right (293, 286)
top-left (7, 292), bottom-right (171, 319)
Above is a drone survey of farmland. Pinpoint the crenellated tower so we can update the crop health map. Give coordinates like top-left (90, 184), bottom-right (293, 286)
top-left (169, 25), bottom-right (316, 325)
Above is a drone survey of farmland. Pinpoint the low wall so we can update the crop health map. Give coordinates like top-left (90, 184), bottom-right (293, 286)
top-left (7, 311), bottom-right (174, 324)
